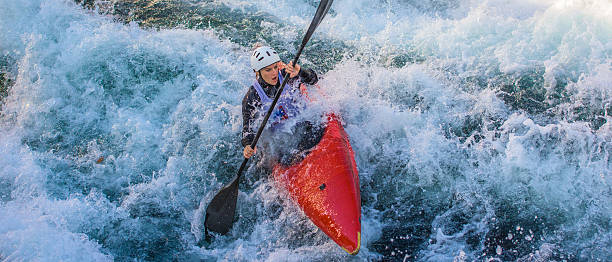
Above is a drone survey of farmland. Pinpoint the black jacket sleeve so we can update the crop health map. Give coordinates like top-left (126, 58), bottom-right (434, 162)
top-left (241, 87), bottom-right (259, 147)
top-left (298, 67), bottom-right (318, 85)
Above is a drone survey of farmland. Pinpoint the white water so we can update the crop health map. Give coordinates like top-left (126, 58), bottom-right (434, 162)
top-left (1, 0), bottom-right (610, 261)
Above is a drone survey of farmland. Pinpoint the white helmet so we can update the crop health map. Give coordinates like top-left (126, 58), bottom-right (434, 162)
top-left (250, 46), bottom-right (280, 71)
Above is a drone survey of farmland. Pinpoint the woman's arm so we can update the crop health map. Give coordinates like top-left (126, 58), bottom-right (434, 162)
top-left (284, 62), bottom-right (318, 85)
top-left (241, 88), bottom-right (258, 147)
top-left (298, 67), bottom-right (318, 85)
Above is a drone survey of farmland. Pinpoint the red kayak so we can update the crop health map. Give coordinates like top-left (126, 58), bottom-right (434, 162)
top-left (272, 113), bottom-right (361, 255)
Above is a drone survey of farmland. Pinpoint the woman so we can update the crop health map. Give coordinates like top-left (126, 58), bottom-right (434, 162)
top-left (241, 45), bottom-right (321, 163)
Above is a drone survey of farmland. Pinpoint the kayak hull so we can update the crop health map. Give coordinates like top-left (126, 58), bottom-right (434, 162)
top-left (272, 114), bottom-right (361, 254)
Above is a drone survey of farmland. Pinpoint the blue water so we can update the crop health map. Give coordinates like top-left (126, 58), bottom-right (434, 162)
top-left (1, 0), bottom-right (610, 261)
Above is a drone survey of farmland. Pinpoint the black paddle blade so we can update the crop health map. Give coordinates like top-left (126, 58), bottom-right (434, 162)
top-left (302, 0), bottom-right (334, 46)
top-left (204, 176), bottom-right (240, 234)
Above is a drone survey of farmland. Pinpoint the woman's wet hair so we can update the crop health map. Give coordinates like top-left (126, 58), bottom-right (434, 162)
top-left (251, 42), bottom-right (264, 51)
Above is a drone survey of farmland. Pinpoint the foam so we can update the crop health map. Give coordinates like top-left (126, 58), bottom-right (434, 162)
top-left (0, 0), bottom-right (610, 260)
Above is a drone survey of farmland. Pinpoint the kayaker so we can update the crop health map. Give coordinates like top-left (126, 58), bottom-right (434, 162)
top-left (241, 44), bottom-right (322, 164)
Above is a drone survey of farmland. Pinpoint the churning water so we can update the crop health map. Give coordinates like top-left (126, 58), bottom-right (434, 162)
top-left (1, 0), bottom-right (610, 261)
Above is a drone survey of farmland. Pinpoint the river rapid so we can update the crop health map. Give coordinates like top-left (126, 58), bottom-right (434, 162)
top-left (1, 0), bottom-right (610, 261)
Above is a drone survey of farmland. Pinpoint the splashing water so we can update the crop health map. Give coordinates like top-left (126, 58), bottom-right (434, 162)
top-left (1, 0), bottom-right (610, 261)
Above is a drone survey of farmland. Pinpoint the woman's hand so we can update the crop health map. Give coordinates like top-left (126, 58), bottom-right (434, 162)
top-left (243, 145), bottom-right (256, 158)
top-left (285, 61), bottom-right (301, 78)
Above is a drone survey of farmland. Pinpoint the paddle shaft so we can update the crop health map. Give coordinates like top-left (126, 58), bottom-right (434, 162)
top-left (238, 0), bottom-right (334, 158)
top-left (205, 0), bottom-right (333, 235)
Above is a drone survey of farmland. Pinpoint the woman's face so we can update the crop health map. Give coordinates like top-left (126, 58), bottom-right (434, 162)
top-left (259, 62), bottom-right (279, 85)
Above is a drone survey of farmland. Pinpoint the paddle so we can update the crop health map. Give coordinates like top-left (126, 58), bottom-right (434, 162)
top-left (204, 0), bottom-right (334, 235)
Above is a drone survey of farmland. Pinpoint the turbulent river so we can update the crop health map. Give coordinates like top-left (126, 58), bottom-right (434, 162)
top-left (1, 0), bottom-right (610, 261)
